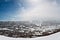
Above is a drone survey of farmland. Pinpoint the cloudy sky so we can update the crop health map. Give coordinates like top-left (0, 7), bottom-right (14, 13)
top-left (0, 0), bottom-right (60, 21)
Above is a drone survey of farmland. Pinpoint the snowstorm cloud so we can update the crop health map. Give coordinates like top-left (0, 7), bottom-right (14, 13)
top-left (0, 0), bottom-right (60, 21)
top-left (12, 0), bottom-right (60, 21)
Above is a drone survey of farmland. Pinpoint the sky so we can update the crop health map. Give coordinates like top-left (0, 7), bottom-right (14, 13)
top-left (0, 0), bottom-right (60, 21)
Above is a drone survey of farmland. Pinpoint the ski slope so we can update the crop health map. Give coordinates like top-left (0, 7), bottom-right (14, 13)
top-left (0, 32), bottom-right (60, 40)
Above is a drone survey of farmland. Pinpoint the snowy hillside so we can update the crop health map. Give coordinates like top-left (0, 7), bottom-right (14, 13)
top-left (0, 32), bottom-right (60, 40)
top-left (0, 21), bottom-right (60, 38)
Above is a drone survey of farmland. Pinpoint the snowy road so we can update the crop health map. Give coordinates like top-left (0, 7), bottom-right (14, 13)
top-left (0, 32), bottom-right (60, 40)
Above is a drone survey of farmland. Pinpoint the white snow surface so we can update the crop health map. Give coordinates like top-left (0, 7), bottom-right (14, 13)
top-left (0, 32), bottom-right (60, 40)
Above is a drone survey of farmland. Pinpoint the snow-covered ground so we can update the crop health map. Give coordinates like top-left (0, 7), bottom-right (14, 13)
top-left (0, 32), bottom-right (60, 40)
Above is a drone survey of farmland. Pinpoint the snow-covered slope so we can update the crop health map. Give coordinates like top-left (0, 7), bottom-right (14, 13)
top-left (0, 32), bottom-right (60, 40)
top-left (0, 21), bottom-right (60, 38)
